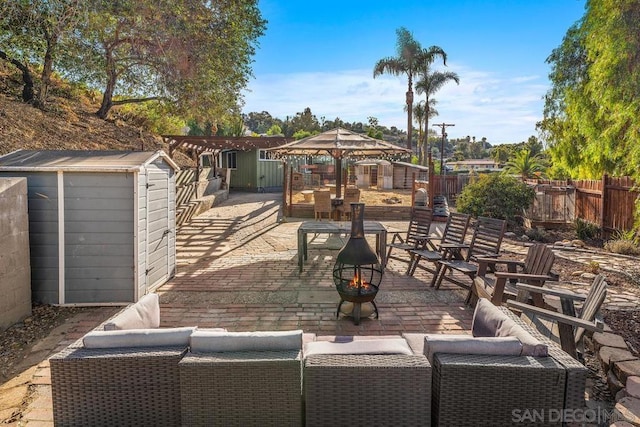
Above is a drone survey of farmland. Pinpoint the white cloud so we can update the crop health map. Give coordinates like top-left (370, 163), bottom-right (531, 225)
top-left (242, 64), bottom-right (548, 144)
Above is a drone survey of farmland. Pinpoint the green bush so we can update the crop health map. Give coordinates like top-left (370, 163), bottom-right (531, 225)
top-left (455, 174), bottom-right (535, 223)
top-left (574, 218), bottom-right (600, 240)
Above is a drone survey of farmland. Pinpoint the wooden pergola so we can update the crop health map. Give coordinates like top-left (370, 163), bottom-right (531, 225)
top-left (162, 135), bottom-right (294, 161)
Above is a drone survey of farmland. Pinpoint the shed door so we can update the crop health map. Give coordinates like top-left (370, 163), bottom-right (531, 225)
top-left (146, 171), bottom-right (171, 289)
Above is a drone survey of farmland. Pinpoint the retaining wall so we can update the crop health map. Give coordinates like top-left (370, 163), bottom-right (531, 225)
top-left (0, 178), bottom-right (31, 331)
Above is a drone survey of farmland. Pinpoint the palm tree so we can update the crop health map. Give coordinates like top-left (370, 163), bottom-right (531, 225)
top-left (503, 149), bottom-right (547, 180)
top-left (407, 100), bottom-right (438, 164)
top-left (373, 27), bottom-right (424, 150)
top-left (415, 63), bottom-right (459, 166)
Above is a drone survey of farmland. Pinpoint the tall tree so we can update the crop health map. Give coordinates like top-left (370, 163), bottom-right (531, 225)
top-left (539, 0), bottom-right (640, 179)
top-left (61, 0), bottom-right (265, 120)
top-left (415, 64), bottom-right (459, 166)
top-left (0, 0), bottom-right (85, 107)
top-left (374, 27), bottom-right (443, 151)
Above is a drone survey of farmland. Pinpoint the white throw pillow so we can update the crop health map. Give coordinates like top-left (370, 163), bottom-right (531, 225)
top-left (423, 334), bottom-right (523, 363)
top-left (303, 338), bottom-right (413, 358)
top-left (83, 326), bottom-right (196, 349)
top-left (103, 293), bottom-right (160, 330)
top-left (189, 330), bottom-right (303, 353)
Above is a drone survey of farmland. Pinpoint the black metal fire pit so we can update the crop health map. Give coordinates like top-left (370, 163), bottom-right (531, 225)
top-left (333, 203), bottom-right (383, 325)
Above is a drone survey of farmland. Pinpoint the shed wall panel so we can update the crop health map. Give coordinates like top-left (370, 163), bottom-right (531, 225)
top-left (145, 165), bottom-right (172, 288)
top-left (63, 173), bottom-right (134, 303)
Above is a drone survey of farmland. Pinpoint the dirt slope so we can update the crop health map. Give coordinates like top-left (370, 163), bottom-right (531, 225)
top-left (0, 93), bottom-right (191, 166)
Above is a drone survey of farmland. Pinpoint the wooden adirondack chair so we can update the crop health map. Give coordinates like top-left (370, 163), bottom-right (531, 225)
top-left (431, 217), bottom-right (507, 303)
top-left (385, 206), bottom-right (433, 271)
top-left (471, 243), bottom-right (557, 306)
top-left (507, 274), bottom-right (608, 359)
top-left (406, 212), bottom-right (471, 278)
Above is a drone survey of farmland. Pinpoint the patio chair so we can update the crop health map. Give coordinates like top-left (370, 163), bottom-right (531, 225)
top-left (406, 212), bottom-right (471, 279)
top-left (313, 190), bottom-right (332, 220)
top-left (471, 243), bottom-right (557, 306)
top-left (507, 274), bottom-right (607, 359)
top-left (336, 187), bottom-right (361, 220)
top-left (431, 217), bottom-right (507, 303)
top-left (384, 205), bottom-right (434, 271)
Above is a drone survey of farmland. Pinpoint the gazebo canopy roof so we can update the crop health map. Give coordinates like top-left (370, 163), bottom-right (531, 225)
top-left (266, 128), bottom-right (411, 159)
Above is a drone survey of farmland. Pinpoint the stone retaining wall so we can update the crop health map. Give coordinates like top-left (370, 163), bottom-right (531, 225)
top-left (591, 330), bottom-right (640, 425)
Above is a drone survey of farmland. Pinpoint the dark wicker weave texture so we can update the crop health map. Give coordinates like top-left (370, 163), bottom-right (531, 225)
top-left (498, 306), bottom-right (588, 411)
top-left (50, 344), bottom-right (187, 427)
top-left (432, 353), bottom-right (566, 427)
top-left (179, 350), bottom-right (302, 427)
top-left (304, 354), bottom-right (432, 427)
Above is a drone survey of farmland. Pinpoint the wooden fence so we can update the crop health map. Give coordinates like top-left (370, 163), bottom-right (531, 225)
top-left (525, 175), bottom-right (638, 234)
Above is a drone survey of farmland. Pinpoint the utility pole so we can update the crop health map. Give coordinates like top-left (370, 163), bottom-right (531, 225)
top-left (432, 123), bottom-right (455, 176)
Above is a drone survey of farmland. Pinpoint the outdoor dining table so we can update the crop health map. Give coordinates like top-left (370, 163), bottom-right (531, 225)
top-left (297, 221), bottom-right (387, 272)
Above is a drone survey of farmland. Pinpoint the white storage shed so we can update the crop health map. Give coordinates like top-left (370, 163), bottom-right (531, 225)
top-left (0, 150), bottom-right (179, 305)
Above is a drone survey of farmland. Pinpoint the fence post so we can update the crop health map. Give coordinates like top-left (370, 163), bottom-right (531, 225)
top-left (600, 173), bottom-right (607, 232)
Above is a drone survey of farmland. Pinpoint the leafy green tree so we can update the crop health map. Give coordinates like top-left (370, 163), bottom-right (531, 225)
top-left (415, 63), bottom-right (459, 165)
top-left (0, 0), bottom-right (85, 107)
top-left (266, 124), bottom-right (282, 136)
top-left (216, 116), bottom-right (245, 137)
top-left (502, 149), bottom-right (547, 180)
top-left (490, 144), bottom-right (513, 165)
top-left (539, 0), bottom-right (640, 179)
top-left (61, 0), bottom-right (265, 120)
top-left (374, 27), bottom-right (446, 151)
top-left (366, 116), bottom-right (383, 139)
top-left (245, 111), bottom-right (277, 134)
top-left (289, 107), bottom-right (320, 135)
top-left (456, 174), bottom-right (535, 225)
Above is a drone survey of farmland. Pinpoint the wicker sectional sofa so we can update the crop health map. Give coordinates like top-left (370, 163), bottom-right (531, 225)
top-left (49, 295), bottom-right (587, 427)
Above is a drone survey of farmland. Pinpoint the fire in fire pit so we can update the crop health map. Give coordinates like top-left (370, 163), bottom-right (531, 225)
top-left (333, 203), bottom-right (383, 325)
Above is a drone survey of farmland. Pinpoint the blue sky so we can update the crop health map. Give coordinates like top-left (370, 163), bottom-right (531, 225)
top-left (242, 0), bottom-right (586, 144)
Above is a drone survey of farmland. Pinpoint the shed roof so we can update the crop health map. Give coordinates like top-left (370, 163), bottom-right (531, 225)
top-left (0, 150), bottom-right (179, 172)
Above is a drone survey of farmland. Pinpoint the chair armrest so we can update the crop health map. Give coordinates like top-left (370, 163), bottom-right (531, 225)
top-left (515, 283), bottom-right (587, 301)
top-left (507, 301), bottom-right (604, 333)
top-left (439, 242), bottom-right (469, 250)
top-left (475, 257), bottom-right (524, 267)
top-left (495, 272), bottom-right (556, 282)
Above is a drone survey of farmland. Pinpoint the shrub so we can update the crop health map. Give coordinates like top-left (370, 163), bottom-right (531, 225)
top-left (604, 230), bottom-right (640, 255)
top-left (574, 218), bottom-right (600, 240)
top-left (585, 261), bottom-right (600, 274)
top-left (605, 239), bottom-right (640, 255)
top-left (456, 174), bottom-right (535, 224)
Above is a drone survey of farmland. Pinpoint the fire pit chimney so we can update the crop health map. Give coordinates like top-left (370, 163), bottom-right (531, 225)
top-left (333, 203), bottom-right (383, 324)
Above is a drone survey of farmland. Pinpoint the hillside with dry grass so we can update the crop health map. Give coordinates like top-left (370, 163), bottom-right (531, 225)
top-left (0, 68), bottom-right (191, 166)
